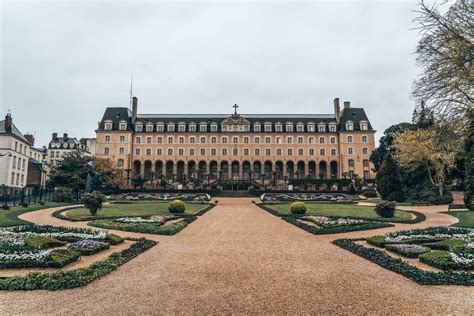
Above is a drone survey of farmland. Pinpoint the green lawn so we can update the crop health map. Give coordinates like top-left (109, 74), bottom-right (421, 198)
top-left (0, 202), bottom-right (72, 227)
top-left (446, 211), bottom-right (474, 228)
top-left (366, 198), bottom-right (430, 206)
top-left (265, 202), bottom-right (413, 221)
top-left (66, 201), bottom-right (207, 219)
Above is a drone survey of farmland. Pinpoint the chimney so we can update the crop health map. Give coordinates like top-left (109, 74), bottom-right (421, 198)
top-left (132, 97), bottom-right (138, 122)
top-left (4, 113), bottom-right (12, 129)
top-left (333, 98), bottom-right (340, 123)
top-left (63, 133), bottom-right (68, 140)
top-left (344, 101), bottom-right (351, 109)
top-left (24, 134), bottom-right (35, 146)
top-left (52, 132), bottom-right (58, 140)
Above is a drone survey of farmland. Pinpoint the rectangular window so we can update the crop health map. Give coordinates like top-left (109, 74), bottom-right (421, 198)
top-left (119, 147), bottom-right (125, 155)
top-left (168, 137), bottom-right (173, 144)
top-left (190, 148), bottom-right (195, 155)
top-left (157, 125), bottom-right (164, 132)
top-left (104, 123), bottom-right (112, 130)
top-left (157, 137), bottom-right (163, 144)
top-left (189, 125), bottom-right (196, 132)
top-left (347, 135), bottom-right (353, 143)
top-left (362, 135), bottom-right (368, 143)
top-left (222, 137), bottom-right (228, 144)
top-left (200, 148), bottom-right (206, 155)
top-left (363, 147), bottom-right (369, 155)
top-left (348, 147), bottom-right (354, 155)
top-left (179, 148), bottom-right (184, 155)
top-left (233, 148), bottom-right (238, 155)
top-left (244, 137), bottom-right (249, 144)
top-left (264, 125), bottom-right (272, 132)
top-left (104, 147), bottom-right (109, 155)
top-left (200, 137), bottom-right (206, 144)
top-left (233, 137), bottom-right (238, 144)
top-left (298, 137), bottom-right (303, 144)
top-left (135, 137), bottom-right (141, 144)
top-left (287, 137), bottom-right (292, 144)
top-left (211, 137), bottom-right (217, 144)
top-left (136, 125), bottom-right (143, 132)
top-left (309, 148), bottom-right (314, 155)
top-left (320, 148), bottom-right (325, 155)
top-left (200, 125), bottom-right (207, 132)
top-left (179, 137), bottom-right (184, 144)
top-left (363, 159), bottom-right (369, 167)
top-left (298, 149), bottom-right (303, 155)
top-left (330, 137), bottom-right (336, 144)
top-left (297, 125), bottom-right (304, 132)
top-left (157, 148), bottom-right (162, 155)
top-left (178, 125), bottom-right (185, 132)
top-left (265, 137), bottom-right (271, 144)
top-left (331, 148), bottom-right (337, 155)
top-left (319, 137), bottom-right (325, 144)
top-left (146, 125), bottom-right (153, 132)
top-left (277, 149), bottom-right (282, 155)
top-left (254, 137), bottom-right (260, 144)
top-left (364, 171), bottom-right (370, 179)
top-left (276, 125), bottom-right (282, 132)
top-left (211, 148), bottom-right (217, 156)
top-left (288, 148), bottom-right (292, 155)
top-left (146, 137), bottom-right (152, 144)
top-left (255, 148), bottom-right (260, 156)
top-left (120, 135), bottom-right (125, 143)
top-left (222, 148), bottom-right (227, 155)
top-left (146, 148), bottom-right (152, 155)
top-left (167, 148), bottom-right (173, 155)
top-left (105, 135), bottom-right (110, 143)
top-left (135, 148), bottom-right (140, 155)
top-left (265, 149), bottom-right (271, 155)
top-left (244, 148), bottom-right (249, 155)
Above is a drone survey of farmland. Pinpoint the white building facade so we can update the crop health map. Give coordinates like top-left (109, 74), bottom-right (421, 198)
top-left (0, 114), bottom-right (31, 188)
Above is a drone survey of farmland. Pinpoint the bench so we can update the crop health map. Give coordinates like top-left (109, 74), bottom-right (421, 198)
top-left (448, 204), bottom-right (468, 211)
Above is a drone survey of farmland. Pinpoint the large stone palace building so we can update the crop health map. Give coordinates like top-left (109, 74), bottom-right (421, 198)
top-left (95, 97), bottom-right (376, 187)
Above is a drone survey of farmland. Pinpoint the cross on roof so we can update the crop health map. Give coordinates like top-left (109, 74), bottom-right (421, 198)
top-left (233, 104), bottom-right (239, 115)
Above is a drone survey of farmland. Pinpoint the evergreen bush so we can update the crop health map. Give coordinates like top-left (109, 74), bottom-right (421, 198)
top-left (168, 199), bottom-right (186, 213)
top-left (375, 201), bottom-right (396, 218)
top-left (80, 191), bottom-right (107, 216)
top-left (375, 153), bottom-right (405, 201)
top-left (290, 202), bottom-right (307, 214)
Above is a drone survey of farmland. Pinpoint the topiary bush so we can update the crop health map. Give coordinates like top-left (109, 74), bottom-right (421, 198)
top-left (375, 201), bottom-right (396, 218)
top-left (81, 191), bottom-right (107, 216)
top-left (290, 202), bottom-right (307, 214)
top-left (168, 199), bottom-right (186, 214)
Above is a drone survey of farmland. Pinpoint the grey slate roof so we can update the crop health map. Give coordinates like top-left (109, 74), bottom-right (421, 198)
top-left (0, 120), bottom-right (30, 143)
top-left (97, 107), bottom-right (374, 133)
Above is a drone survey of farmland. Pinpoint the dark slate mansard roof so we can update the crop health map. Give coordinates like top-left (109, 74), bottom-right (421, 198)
top-left (97, 107), bottom-right (373, 133)
top-left (0, 120), bottom-right (31, 143)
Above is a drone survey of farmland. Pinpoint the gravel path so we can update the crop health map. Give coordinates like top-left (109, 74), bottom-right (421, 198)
top-left (0, 198), bottom-right (473, 314)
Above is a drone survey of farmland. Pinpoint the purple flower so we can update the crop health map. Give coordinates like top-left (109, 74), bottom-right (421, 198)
top-left (394, 244), bottom-right (428, 253)
top-left (69, 240), bottom-right (106, 250)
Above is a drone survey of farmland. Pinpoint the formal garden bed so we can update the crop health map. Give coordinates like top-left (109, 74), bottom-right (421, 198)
top-left (0, 202), bottom-right (73, 227)
top-left (257, 201), bottom-right (425, 234)
top-left (0, 225), bottom-right (124, 270)
top-left (53, 201), bottom-right (214, 222)
top-left (0, 237), bottom-right (156, 291)
top-left (333, 227), bottom-right (474, 285)
top-left (444, 211), bottom-right (474, 229)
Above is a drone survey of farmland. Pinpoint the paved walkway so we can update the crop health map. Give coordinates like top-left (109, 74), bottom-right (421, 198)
top-left (1, 198), bottom-right (473, 314)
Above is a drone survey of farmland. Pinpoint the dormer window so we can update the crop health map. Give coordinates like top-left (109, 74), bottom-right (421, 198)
top-left (178, 123), bottom-right (186, 132)
top-left (189, 123), bottom-right (196, 132)
top-left (210, 123), bottom-right (218, 132)
top-left (359, 120), bottom-right (368, 131)
top-left (146, 124), bottom-right (153, 132)
top-left (275, 122), bottom-right (283, 133)
top-left (264, 122), bottom-right (272, 132)
top-left (307, 123), bottom-right (315, 132)
top-left (286, 123), bottom-right (294, 132)
top-left (346, 120), bottom-right (354, 131)
top-left (135, 124), bottom-right (143, 132)
top-left (119, 121), bottom-right (127, 131)
top-left (318, 123), bottom-right (326, 133)
top-left (167, 123), bottom-right (175, 132)
top-left (254, 123), bottom-right (261, 132)
top-left (104, 120), bottom-right (113, 130)
top-left (296, 123), bottom-right (304, 132)
top-left (329, 123), bottom-right (337, 132)
top-left (199, 123), bottom-right (207, 132)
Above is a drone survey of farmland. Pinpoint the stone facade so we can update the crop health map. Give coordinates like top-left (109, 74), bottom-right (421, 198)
top-left (96, 98), bottom-right (376, 187)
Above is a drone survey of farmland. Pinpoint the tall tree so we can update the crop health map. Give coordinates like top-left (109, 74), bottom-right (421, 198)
top-left (464, 107), bottom-right (474, 210)
top-left (394, 129), bottom-right (459, 197)
top-left (93, 158), bottom-right (124, 188)
top-left (412, 0), bottom-right (473, 127)
top-left (47, 151), bottom-right (91, 192)
top-left (375, 153), bottom-right (404, 201)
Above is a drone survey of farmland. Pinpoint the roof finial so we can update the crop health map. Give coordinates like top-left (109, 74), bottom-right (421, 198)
top-left (233, 104), bottom-right (239, 115)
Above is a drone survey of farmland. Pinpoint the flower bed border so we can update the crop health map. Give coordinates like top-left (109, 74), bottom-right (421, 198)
top-left (88, 216), bottom-right (198, 235)
top-left (256, 203), bottom-right (425, 224)
top-left (332, 238), bottom-right (474, 286)
top-left (52, 203), bottom-right (214, 222)
top-left (0, 238), bottom-right (157, 291)
top-left (283, 216), bottom-right (393, 234)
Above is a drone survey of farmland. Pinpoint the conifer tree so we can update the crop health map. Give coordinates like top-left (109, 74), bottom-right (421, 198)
top-left (375, 153), bottom-right (404, 201)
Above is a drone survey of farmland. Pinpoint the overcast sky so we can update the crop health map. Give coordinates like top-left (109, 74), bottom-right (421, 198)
top-left (1, 0), bottom-right (445, 147)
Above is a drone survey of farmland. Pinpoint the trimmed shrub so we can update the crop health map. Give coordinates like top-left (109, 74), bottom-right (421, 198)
top-left (89, 217), bottom-right (197, 235)
top-left (419, 250), bottom-right (462, 270)
top-left (424, 239), bottom-right (468, 251)
top-left (25, 236), bottom-right (65, 250)
top-left (290, 202), bottom-right (307, 214)
top-left (81, 191), bottom-right (107, 216)
top-left (375, 201), bottom-right (396, 218)
top-left (39, 201), bottom-right (45, 206)
top-left (105, 234), bottom-right (125, 245)
top-left (362, 189), bottom-right (378, 198)
top-left (168, 199), bottom-right (186, 214)
top-left (53, 187), bottom-right (73, 202)
top-left (47, 249), bottom-right (80, 268)
top-left (2, 204), bottom-right (10, 210)
top-left (21, 203), bottom-right (29, 208)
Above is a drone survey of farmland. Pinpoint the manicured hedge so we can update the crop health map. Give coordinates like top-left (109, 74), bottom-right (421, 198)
top-left (256, 203), bottom-right (426, 224)
top-left (0, 238), bottom-right (157, 291)
top-left (88, 216), bottom-right (197, 235)
top-left (25, 236), bottom-right (65, 250)
top-left (332, 238), bottom-right (474, 285)
top-left (282, 216), bottom-right (393, 235)
top-left (47, 249), bottom-right (80, 268)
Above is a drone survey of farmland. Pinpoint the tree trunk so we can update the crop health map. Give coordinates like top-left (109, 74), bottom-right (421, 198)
top-left (438, 182), bottom-right (444, 197)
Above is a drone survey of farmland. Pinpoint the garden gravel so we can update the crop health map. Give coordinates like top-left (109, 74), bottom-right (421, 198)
top-left (0, 200), bottom-right (472, 314)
